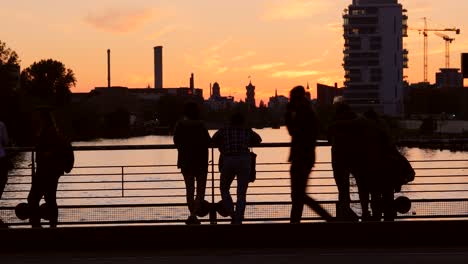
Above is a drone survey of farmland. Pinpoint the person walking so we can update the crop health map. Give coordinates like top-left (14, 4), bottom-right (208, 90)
top-left (173, 102), bottom-right (211, 225)
top-left (286, 86), bottom-right (333, 223)
top-left (212, 112), bottom-right (261, 224)
top-left (27, 110), bottom-right (74, 228)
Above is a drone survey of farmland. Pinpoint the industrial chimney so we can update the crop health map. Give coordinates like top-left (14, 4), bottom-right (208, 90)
top-left (154, 46), bottom-right (163, 89)
top-left (107, 49), bottom-right (111, 88)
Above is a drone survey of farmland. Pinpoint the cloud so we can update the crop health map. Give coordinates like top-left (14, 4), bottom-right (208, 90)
top-left (326, 22), bottom-right (343, 33)
top-left (84, 7), bottom-right (156, 33)
top-left (250, 62), bottom-right (285, 71)
top-left (216, 67), bottom-right (229, 74)
top-left (147, 25), bottom-right (179, 40)
top-left (298, 50), bottom-right (330, 67)
top-left (207, 37), bottom-right (233, 53)
top-left (272, 70), bottom-right (321, 78)
top-left (232, 51), bottom-right (256, 62)
top-left (262, 0), bottom-right (331, 20)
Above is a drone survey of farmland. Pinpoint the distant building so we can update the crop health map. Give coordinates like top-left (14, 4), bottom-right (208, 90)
top-left (436, 68), bottom-right (463, 89)
top-left (316, 83), bottom-right (343, 106)
top-left (245, 81), bottom-right (256, 108)
top-left (343, 0), bottom-right (408, 116)
top-left (154, 46), bottom-right (163, 89)
top-left (268, 90), bottom-right (288, 109)
top-left (206, 82), bottom-right (235, 111)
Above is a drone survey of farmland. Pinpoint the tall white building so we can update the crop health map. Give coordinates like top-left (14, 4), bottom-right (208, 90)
top-left (343, 0), bottom-right (408, 116)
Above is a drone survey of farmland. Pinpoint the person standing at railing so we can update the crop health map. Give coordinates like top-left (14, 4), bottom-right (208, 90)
top-left (0, 119), bottom-right (9, 199)
top-left (328, 101), bottom-right (397, 222)
top-left (173, 101), bottom-right (211, 225)
top-left (212, 111), bottom-right (262, 224)
top-left (286, 86), bottom-right (333, 223)
top-left (327, 98), bottom-right (360, 221)
top-left (27, 109), bottom-right (74, 228)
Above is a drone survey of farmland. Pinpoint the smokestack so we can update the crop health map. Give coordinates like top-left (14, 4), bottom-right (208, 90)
top-left (190, 73), bottom-right (194, 90)
top-left (154, 46), bottom-right (163, 89)
top-left (210, 83), bottom-right (212, 97)
top-left (107, 49), bottom-right (111, 88)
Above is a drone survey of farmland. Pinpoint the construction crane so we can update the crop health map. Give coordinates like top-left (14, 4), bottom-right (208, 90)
top-left (410, 17), bottom-right (460, 82)
top-left (434, 32), bottom-right (455, 68)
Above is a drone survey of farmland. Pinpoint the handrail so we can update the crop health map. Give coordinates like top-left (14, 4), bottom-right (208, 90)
top-left (1, 143), bottom-right (468, 227)
top-left (5, 137), bottom-right (468, 152)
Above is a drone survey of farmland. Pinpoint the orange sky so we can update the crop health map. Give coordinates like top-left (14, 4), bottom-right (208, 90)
top-left (2, 0), bottom-right (467, 103)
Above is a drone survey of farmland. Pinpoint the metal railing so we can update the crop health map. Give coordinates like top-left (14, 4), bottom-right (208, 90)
top-left (1, 143), bottom-right (468, 227)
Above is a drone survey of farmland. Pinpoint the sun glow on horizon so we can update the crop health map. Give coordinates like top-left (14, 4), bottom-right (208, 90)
top-left (2, 0), bottom-right (467, 103)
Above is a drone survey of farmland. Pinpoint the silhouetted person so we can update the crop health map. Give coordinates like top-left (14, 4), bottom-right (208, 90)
top-left (0, 120), bottom-right (9, 199)
top-left (28, 110), bottom-right (74, 228)
top-left (212, 112), bottom-right (261, 224)
top-left (362, 108), bottom-right (399, 221)
top-left (286, 86), bottom-right (333, 223)
top-left (329, 103), bottom-right (395, 221)
top-left (173, 102), bottom-right (211, 225)
top-left (327, 99), bottom-right (359, 221)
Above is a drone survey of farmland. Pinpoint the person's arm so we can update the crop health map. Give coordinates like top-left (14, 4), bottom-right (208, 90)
top-left (212, 130), bottom-right (221, 148)
top-left (173, 122), bottom-right (181, 146)
top-left (249, 130), bottom-right (262, 146)
top-left (202, 124), bottom-right (211, 146)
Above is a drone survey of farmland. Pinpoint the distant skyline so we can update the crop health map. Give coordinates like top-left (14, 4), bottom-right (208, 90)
top-left (2, 0), bottom-right (467, 103)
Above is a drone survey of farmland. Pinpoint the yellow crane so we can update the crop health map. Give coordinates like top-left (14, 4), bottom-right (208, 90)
top-left (434, 32), bottom-right (455, 69)
top-left (410, 17), bottom-right (460, 82)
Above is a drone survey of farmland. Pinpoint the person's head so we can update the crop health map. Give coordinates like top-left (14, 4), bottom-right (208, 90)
top-left (333, 101), bottom-right (356, 121)
top-left (230, 111), bottom-right (245, 126)
top-left (363, 108), bottom-right (379, 120)
top-left (33, 108), bottom-right (57, 137)
top-left (183, 101), bottom-right (200, 120)
top-left (289, 86), bottom-right (306, 104)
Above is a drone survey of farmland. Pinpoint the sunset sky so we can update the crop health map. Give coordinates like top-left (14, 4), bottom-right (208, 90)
top-left (2, 0), bottom-right (467, 103)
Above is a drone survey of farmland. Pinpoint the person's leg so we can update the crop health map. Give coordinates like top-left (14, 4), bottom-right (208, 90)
top-left (290, 161), bottom-right (309, 223)
top-left (0, 158), bottom-right (8, 199)
top-left (370, 191), bottom-right (383, 221)
top-left (194, 169), bottom-right (208, 214)
top-left (232, 155), bottom-right (250, 224)
top-left (27, 170), bottom-right (45, 228)
top-left (44, 175), bottom-right (60, 228)
top-left (181, 168), bottom-right (196, 215)
top-left (354, 173), bottom-right (371, 220)
top-left (382, 187), bottom-right (395, 222)
top-left (219, 157), bottom-right (236, 217)
top-left (332, 161), bottom-right (351, 212)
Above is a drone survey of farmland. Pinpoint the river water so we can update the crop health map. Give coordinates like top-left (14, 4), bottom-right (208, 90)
top-left (4, 127), bottom-right (468, 210)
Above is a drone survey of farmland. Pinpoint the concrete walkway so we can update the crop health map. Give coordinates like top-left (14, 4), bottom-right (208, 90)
top-left (1, 221), bottom-right (467, 263)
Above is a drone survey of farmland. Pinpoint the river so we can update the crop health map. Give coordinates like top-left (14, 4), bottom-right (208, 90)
top-left (4, 127), bottom-right (468, 206)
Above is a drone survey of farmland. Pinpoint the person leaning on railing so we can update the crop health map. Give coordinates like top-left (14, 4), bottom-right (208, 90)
top-left (212, 111), bottom-right (262, 225)
top-left (173, 101), bottom-right (211, 225)
top-left (27, 109), bottom-right (74, 228)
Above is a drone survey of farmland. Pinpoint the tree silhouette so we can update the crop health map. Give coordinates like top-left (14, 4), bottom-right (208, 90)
top-left (0, 41), bottom-right (23, 143)
top-left (0, 41), bottom-right (20, 67)
top-left (0, 40), bottom-right (20, 105)
top-left (21, 59), bottom-right (76, 107)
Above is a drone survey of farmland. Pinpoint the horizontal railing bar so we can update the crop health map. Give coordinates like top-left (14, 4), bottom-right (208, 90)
top-left (1, 199), bottom-right (468, 210)
top-left (7, 138), bottom-right (468, 152)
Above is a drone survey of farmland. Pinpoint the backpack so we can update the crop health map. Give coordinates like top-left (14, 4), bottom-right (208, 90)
top-left (389, 148), bottom-right (415, 192)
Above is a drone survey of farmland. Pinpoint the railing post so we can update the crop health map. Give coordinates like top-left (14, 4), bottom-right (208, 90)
top-left (209, 146), bottom-right (217, 224)
top-left (121, 166), bottom-right (124, 197)
top-left (31, 150), bottom-right (35, 179)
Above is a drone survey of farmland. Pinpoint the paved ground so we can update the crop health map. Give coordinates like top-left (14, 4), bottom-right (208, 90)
top-left (1, 221), bottom-right (468, 263)
top-left (2, 247), bottom-right (468, 264)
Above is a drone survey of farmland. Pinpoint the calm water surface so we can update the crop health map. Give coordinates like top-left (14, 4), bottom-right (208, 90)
top-left (5, 127), bottom-right (468, 206)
